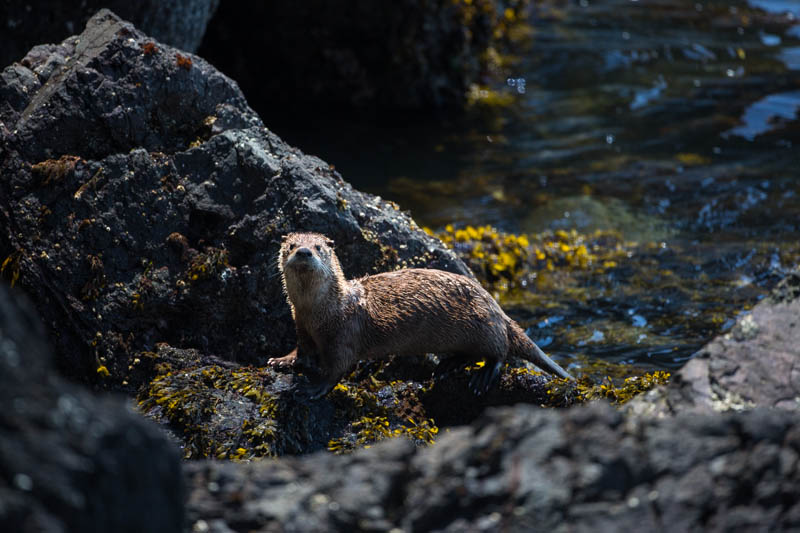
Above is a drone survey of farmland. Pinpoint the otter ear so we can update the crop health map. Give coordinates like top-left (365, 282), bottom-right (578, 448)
top-left (325, 237), bottom-right (335, 247)
top-left (281, 234), bottom-right (291, 243)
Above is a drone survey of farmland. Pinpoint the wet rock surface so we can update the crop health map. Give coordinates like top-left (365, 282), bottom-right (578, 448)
top-left (0, 0), bottom-right (219, 69)
top-left (0, 284), bottom-right (184, 533)
top-left (185, 401), bottom-right (800, 532)
top-left (627, 268), bottom-right (800, 417)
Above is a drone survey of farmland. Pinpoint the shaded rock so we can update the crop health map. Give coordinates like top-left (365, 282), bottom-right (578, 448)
top-left (0, 0), bottom-right (219, 69)
top-left (0, 284), bottom-right (184, 533)
top-left (627, 268), bottom-right (800, 417)
top-left (184, 401), bottom-right (800, 532)
top-left (0, 9), bottom-right (468, 392)
top-left (198, 0), bottom-right (529, 111)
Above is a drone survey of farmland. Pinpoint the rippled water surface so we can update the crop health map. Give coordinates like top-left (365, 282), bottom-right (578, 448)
top-left (273, 0), bottom-right (800, 371)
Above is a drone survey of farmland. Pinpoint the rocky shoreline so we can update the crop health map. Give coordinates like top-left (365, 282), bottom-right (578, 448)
top-left (1, 9), bottom-right (798, 533)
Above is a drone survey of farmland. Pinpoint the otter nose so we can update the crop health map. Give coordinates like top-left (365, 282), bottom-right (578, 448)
top-left (295, 247), bottom-right (313, 258)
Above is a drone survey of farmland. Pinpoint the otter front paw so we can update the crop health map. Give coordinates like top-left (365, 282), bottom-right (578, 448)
top-left (267, 351), bottom-right (297, 368)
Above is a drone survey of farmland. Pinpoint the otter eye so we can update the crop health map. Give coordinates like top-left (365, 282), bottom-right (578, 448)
top-left (315, 245), bottom-right (322, 252)
top-left (289, 244), bottom-right (297, 250)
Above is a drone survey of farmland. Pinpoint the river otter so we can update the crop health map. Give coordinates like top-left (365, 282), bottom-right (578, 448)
top-left (268, 232), bottom-right (574, 399)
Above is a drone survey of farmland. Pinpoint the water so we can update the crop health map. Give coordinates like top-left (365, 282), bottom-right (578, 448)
top-left (271, 0), bottom-right (800, 372)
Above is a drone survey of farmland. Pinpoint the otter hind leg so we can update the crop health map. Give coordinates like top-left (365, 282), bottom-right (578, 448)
top-left (469, 359), bottom-right (503, 396)
top-left (434, 354), bottom-right (470, 381)
top-left (294, 375), bottom-right (338, 400)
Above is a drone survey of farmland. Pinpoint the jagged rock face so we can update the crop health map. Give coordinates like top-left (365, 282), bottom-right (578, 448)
top-left (0, 0), bottom-right (219, 68)
top-left (0, 9), bottom-right (469, 390)
top-left (0, 285), bottom-right (184, 533)
top-left (184, 402), bottom-right (800, 532)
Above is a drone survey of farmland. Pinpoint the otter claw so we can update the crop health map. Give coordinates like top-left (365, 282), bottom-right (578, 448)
top-left (469, 361), bottom-right (502, 396)
top-left (267, 355), bottom-right (296, 368)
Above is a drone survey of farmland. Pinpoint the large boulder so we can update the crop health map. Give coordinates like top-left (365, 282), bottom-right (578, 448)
top-left (184, 401), bottom-right (800, 532)
top-left (0, 9), bottom-right (468, 390)
top-left (0, 10), bottom-right (518, 459)
top-left (0, 284), bottom-right (184, 532)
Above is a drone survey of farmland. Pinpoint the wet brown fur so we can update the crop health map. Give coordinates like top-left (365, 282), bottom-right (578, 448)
top-left (268, 232), bottom-right (573, 398)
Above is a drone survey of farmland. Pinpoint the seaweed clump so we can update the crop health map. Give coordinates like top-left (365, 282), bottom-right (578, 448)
top-left (326, 369), bottom-right (439, 454)
top-left (138, 359), bottom-right (442, 458)
top-left (546, 370), bottom-right (671, 407)
top-left (187, 247), bottom-right (229, 282)
top-left (427, 224), bottom-right (629, 296)
top-left (139, 364), bottom-right (290, 459)
top-left (136, 350), bottom-right (670, 457)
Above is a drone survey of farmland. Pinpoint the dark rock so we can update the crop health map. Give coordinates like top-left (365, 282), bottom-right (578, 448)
top-left (0, 9), bottom-right (469, 390)
top-left (184, 401), bottom-right (800, 532)
top-left (0, 0), bottom-right (219, 69)
top-left (1, 10), bottom-right (532, 459)
top-left (627, 268), bottom-right (800, 416)
top-left (198, 0), bottom-right (526, 111)
top-left (0, 284), bottom-right (184, 533)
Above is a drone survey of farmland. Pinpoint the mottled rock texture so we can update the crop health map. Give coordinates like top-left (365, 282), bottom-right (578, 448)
top-left (185, 401), bottom-right (800, 532)
top-left (627, 268), bottom-right (800, 417)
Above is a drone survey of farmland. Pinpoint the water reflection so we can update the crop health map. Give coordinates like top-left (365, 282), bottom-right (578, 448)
top-left (723, 90), bottom-right (800, 140)
top-left (748, 0), bottom-right (800, 18)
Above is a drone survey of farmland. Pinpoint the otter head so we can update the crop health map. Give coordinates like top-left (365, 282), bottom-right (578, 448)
top-left (279, 232), bottom-right (345, 309)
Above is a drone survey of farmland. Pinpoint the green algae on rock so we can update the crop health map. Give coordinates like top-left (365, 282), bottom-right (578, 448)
top-left (139, 363), bottom-right (331, 459)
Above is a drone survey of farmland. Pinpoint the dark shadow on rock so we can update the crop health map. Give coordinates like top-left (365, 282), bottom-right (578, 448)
top-left (0, 0), bottom-right (219, 69)
top-left (198, 0), bottom-right (507, 112)
top-left (0, 284), bottom-right (183, 532)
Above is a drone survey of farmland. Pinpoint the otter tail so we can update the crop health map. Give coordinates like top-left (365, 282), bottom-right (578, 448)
top-left (508, 321), bottom-right (574, 380)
